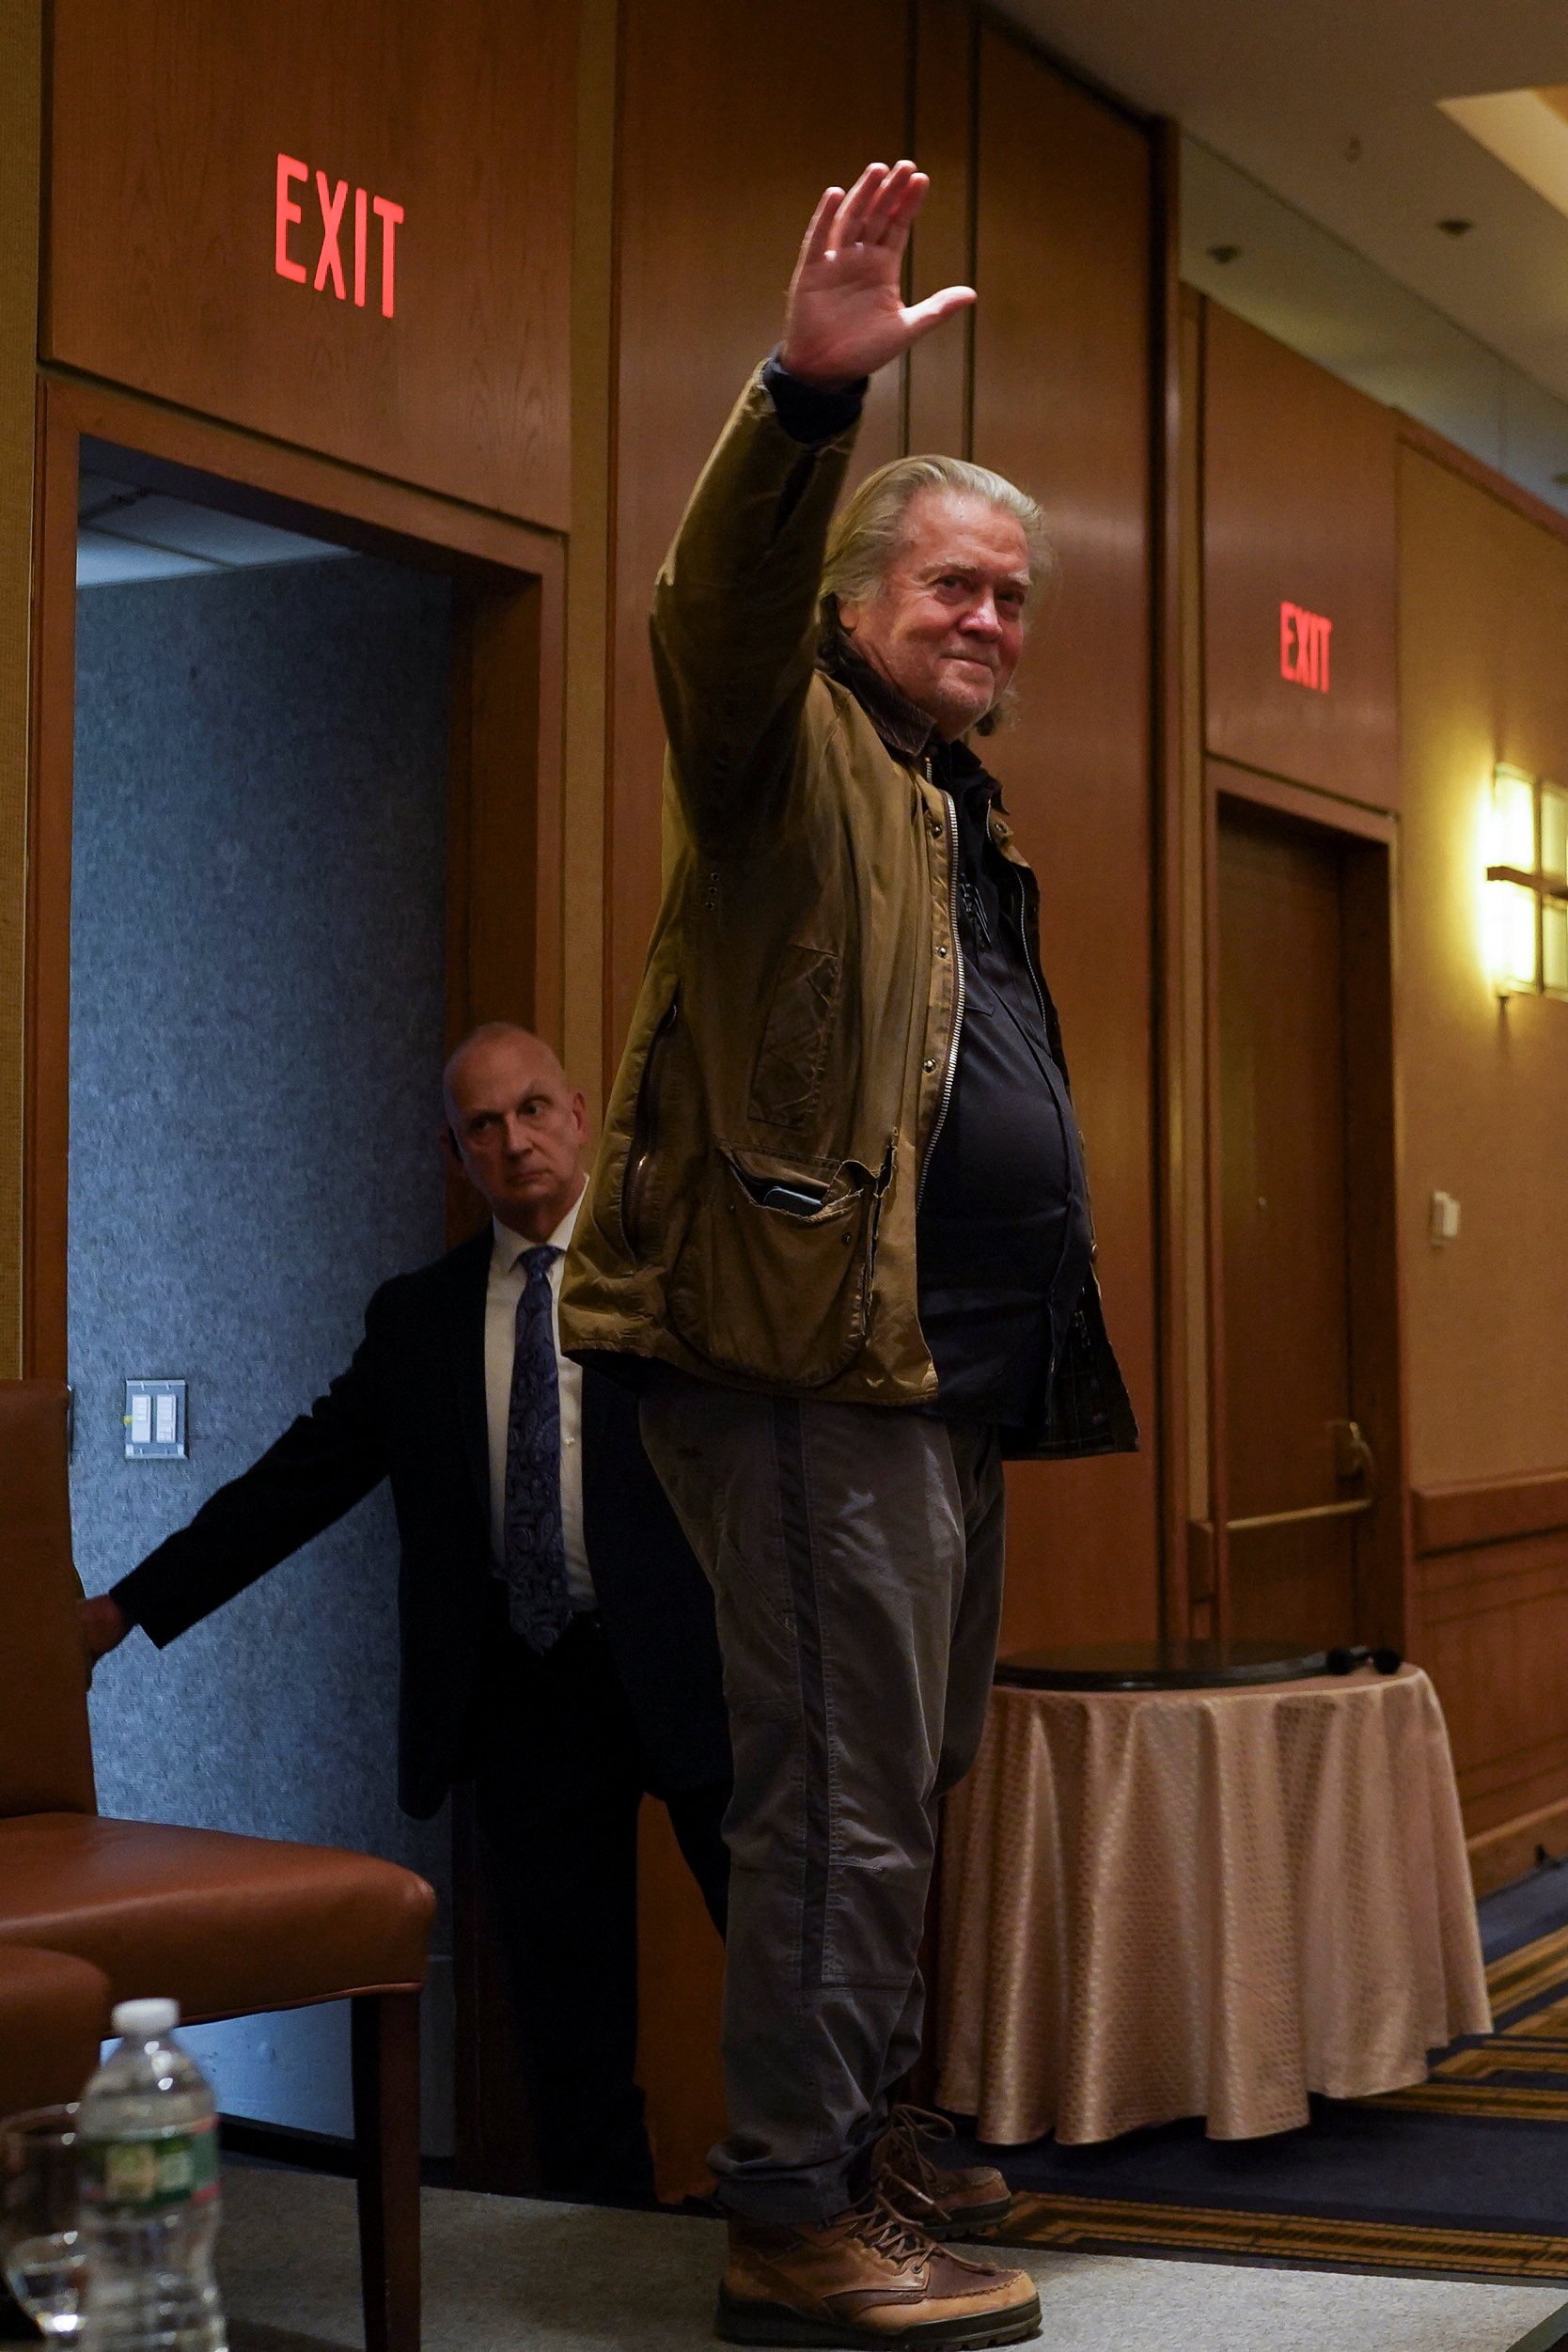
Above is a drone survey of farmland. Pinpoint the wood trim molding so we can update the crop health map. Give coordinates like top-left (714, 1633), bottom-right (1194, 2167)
top-left (1198, 708), bottom-right (1230, 1637)
top-left (905, 0), bottom-right (976, 464)
top-left (0, 0), bottom-right (42, 1376)
top-left (39, 368), bottom-right (561, 577)
top-left (1467, 1795), bottom-right (1568, 1898)
top-left (24, 381), bottom-right (81, 1383)
top-left (1209, 755), bottom-right (1397, 845)
top-left (24, 371), bottom-right (565, 1379)
top-left (1398, 411), bottom-right (1568, 557)
top-left (560, 0), bottom-right (618, 1123)
top-left (1201, 771), bottom-right (1408, 1648)
top-left (1152, 116), bottom-right (1188, 1637)
top-left (1414, 1468), bottom-right (1568, 1558)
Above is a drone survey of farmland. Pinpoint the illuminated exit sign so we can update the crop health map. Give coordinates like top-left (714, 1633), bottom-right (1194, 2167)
top-left (1279, 601), bottom-right (1333, 694)
top-left (274, 153), bottom-right (404, 318)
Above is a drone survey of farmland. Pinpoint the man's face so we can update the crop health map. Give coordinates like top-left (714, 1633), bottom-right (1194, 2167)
top-left (444, 1031), bottom-right (588, 1237)
top-left (839, 488), bottom-right (1032, 741)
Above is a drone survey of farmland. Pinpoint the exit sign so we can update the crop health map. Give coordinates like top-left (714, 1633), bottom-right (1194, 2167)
top-left (1280, 601), bottom-right (1333, 694)
top-left (274, 153), bottom-right (404, 317)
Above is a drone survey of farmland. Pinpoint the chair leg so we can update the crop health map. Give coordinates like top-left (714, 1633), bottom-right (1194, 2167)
top-left (352, 1990), bottom-right (422, 2352)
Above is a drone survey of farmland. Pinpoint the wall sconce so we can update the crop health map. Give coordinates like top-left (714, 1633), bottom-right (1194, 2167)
top-left (1487, 763), bottom-right (1568, 999)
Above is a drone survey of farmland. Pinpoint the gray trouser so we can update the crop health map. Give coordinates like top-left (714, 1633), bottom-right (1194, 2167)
top-left (638, 1368), bottom-right (1006, 2225)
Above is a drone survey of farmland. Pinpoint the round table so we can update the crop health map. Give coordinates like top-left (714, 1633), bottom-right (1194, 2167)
top-left (934, 1664), bottom-right (1490, 2144)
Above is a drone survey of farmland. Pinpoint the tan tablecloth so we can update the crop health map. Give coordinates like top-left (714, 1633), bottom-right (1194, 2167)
top-left (934, 1665), bottom-right (1490, 2143)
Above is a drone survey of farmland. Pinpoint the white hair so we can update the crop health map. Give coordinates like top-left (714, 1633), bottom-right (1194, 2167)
top-left (820, 453), bottom-right (1056, 632)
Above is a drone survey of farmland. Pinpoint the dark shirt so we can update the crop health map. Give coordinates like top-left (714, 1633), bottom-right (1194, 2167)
top-left (763, 353), bottom-right (1093, 1430)
top-left (917, 743), bottom-right (1093, 1429)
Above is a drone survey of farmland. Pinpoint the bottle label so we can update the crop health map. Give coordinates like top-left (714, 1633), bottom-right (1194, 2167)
top-left (81, 2125), bottom-right (219, 2216)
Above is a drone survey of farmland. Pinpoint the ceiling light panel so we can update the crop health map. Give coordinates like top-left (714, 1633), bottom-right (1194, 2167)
top-left (1440, 88), bottom-right (1568, 226)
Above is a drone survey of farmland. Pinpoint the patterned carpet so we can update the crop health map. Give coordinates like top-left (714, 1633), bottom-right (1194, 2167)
top-left (966, 1860), bottom-right (1568, 2282)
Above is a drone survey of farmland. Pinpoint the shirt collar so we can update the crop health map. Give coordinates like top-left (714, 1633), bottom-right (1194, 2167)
top-left (816, 626), bottom-right (939, 762)
top-left (815, 629), bottom-right (1003, 813)
top-left (492, 1181), bottom-right (584, 1276)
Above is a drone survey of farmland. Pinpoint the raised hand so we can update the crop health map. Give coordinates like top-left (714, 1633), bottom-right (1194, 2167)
top-left (779, 161), bottom-right (975, 391)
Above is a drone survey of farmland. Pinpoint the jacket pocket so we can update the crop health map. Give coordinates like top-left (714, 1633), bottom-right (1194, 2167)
top-left (666, 1144), bottom-right (886, 1388)
top-left (746, 946), bottom-right (841, 1129)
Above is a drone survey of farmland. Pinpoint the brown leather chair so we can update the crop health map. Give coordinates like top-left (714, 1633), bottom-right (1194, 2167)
top-left (0, 1381), bottom-right (433, 2352)
top-left (0, 1942), bottom-right (112, 2116)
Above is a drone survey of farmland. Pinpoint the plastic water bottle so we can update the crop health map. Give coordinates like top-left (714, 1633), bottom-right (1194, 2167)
top-left (76, 1999), bottom-right (226, 2352)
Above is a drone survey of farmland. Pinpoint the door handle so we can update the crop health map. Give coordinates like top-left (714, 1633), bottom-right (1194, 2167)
top-left (1329, 1418), bottom-right (1377, 1497)
top-left (1227, 1496), bottom-right (1374, 1535)
top-left (1225, 1419), bottom-right (1379, 1536)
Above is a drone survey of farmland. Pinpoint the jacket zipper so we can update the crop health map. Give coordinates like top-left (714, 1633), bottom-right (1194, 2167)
top-left (917, 786), bottom-right (965, 1206)
top-left (621, 992), bottom-right (679, 1252)
top-left (1009, 860), bottom-right (1051, 1030)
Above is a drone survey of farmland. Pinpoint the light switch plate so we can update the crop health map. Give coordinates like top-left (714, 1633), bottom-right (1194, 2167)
top-left (124, 1378), bottom-right (186, 1459)
top-left (1429, 1190), bottom-right (1462, 1245)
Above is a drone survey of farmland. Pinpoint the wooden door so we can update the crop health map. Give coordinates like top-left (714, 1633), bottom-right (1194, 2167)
top-left (1216, 801), bottom-right (1370, 1645)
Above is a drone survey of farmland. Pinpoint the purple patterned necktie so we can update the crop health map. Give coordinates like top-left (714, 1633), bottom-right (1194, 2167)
top-left (502, 1243), bottom-right (573, 1651)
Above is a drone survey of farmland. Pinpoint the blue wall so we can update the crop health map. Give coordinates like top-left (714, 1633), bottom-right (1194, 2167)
top-left (70, 553), bottom-right (454, 2147)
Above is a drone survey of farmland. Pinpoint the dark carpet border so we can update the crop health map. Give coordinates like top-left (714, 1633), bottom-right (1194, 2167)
top-left (985, 2189), bottom-right (1568, 2287)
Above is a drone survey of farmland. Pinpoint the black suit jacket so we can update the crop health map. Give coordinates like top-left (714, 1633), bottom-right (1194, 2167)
top-left (111, 1228), bottom-right (730, 1820)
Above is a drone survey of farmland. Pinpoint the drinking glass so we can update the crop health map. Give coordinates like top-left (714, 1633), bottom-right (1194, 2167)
top-left (0, 2106), bottom-right (86, 2341)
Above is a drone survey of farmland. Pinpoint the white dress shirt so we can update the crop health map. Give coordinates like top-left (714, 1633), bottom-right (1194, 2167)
top-left (485, 1184), bottom-right (594, 1612)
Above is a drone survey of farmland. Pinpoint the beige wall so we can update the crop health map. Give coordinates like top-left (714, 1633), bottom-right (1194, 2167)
top-left (1399, 446), bottom-right (1568, 1490)
top-left (0, 0), bottom-right (41, 1375)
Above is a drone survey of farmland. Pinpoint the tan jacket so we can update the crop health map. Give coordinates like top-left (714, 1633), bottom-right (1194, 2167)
top-left (560, 369), bottom-right (1136, 1457)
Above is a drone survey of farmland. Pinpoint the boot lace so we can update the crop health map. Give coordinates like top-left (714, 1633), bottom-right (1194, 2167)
top-left (874, 2103), bottom-right (957, 2204)
top-left (843, 2181), bottom-right (942, 2266)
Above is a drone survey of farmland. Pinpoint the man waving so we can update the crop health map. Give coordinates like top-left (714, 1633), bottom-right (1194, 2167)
top-left (563, 161), bottom-right (1135, 2347)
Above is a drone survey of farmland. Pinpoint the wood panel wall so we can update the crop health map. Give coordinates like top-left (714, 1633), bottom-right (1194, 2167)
top-left (606, 0), bottom-right (1165, 2193)
top-left (46, 0), bottom-right (576, 529)
top-left (605, 0), bottom-right (910, 1064)
top-left (1203, 303), bottom-right (1398, 811)
top-left (1415, 1476), bottom-right (1568, 1890)
top-left (969, 29), bottom-right (1160, 1648)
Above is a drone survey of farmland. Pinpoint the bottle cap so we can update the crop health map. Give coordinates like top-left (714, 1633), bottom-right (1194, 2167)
top-left (111, 1998), bottom-right (180, 2039)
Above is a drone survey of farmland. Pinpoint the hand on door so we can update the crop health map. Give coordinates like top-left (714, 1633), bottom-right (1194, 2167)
top-left (80, 1592), bottom-right (131, 1681)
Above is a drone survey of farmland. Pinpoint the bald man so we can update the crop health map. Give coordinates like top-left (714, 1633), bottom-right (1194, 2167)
top-left (81, 1026), bottom-right (731, 2205)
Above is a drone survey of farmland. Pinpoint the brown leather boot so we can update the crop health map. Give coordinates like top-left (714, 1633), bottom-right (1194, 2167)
top-left (716, 2188), bottom-right (1041, 2345)
top-left (872, 2106), bottom-right (1013, 2240)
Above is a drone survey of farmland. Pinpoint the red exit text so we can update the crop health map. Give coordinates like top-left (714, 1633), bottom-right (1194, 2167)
top-left (1279, 602), bottom-right (1332, 693)
top-left (274, 154), bottom-right (403, 319)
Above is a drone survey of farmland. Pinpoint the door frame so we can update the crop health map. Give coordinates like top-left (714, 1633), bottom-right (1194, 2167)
top-left (1197, 756), bottom-right (1412, 1651)
top-left (24, 366), bottom-right (565, 2189)
top-left (26, 367), bottom-right (564, 1373)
